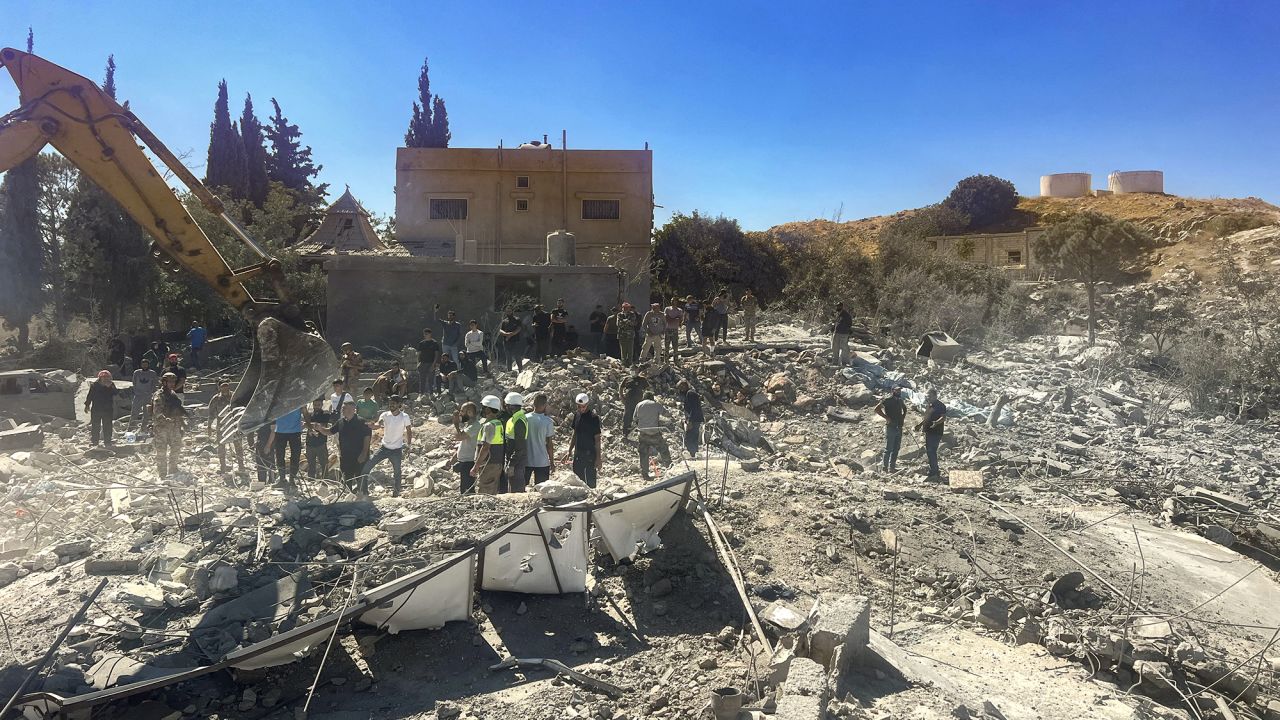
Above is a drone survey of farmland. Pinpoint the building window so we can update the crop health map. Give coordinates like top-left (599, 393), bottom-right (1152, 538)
top-left (515, 199), bottom-right (530, 212)
top-left (1006, 250), bottom-right (1023, 265)
top-left (926, 240), bottom-right (938, 252)
top-left (342, 218), bottom-right (353, 230)
top-left (429, 198), bottom-right (469, 220)
top-left (516, 176), bottom-right (530, 189)
top-left (494, 275), bottom-right (540, 312)
top-left (582, 199), bottom-right (621, 220)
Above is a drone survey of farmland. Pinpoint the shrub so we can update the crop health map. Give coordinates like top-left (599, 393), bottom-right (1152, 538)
top-left (1204, 213), bottom-right (1275, 238)
top-left (943, 175), bottom-right (1018, 229)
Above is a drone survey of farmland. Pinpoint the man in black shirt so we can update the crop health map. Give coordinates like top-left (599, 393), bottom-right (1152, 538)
top-left (565, 392), bottom-right (602, 487)
top-left (305, 398), bottom-right (333, 480)
top-left (588, 305), bottom-right (607, 355)
top-left (498, 311), bottom-right (524, 371)
top-left (84, 370), bottom-right (119, 447)
top-left (677, 379), bottom-right (703, 457)
top-left (832, 302), bottom-right (853, 366)
top-left (164, 353), bottom-right (187, 393)
top-left (416, 328), bottom-right (441, 396)
top-left (874, 386), bottom-right (909, 472)
top-left (550, 298), bottom-right (569, 356)
top-left (314, 400), bottom-right (371, 493)
top-left (916, 388), bottom-right (947, 478)
top-left (531, 304), bottom-right (552, 361)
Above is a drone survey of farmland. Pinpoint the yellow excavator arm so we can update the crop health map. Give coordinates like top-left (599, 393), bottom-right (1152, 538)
top-left (0, 47), bottom-right (336, 434)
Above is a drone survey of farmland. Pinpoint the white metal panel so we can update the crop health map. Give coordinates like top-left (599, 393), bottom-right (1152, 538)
top-left (480, 508), bottom-right (588, 594)
top-left (591, 473), bottom-right (694, 563)
top-left (358, 550), bottom-right (476, 634)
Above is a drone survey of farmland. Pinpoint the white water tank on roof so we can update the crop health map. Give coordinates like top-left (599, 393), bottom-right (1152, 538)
top-left (547, 230), bottom-right (576, 265)
top-left (1040, 173), bottom-right (1092, 198)
top-left (1108, 170), bottom-right (1164, 194)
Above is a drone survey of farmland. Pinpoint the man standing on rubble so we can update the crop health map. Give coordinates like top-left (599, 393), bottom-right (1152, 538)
top-left (616, 302), bottom-right (639, 366)
top-left (740, 289), bottom-right (759, 342)
top-left (208, 381), bottom-right (245, 476)
top-left (305, 398), bottom-right (332, 481)
top-left (434, 306), bottom-right (463, 365)
top-left (329, 378), bottom-right (354, 414)
top-left (339, 343), bottom-right (364, 390)
top-left (151, 372), bottom-right (187, 478)
top-left (363, 395), bottom-right (413, 497)
top-left (451, 402), bottom-right (481, 494)
top-left (713, 289), bottom-right (731, 344)
top-left (524, 392), bottom-right (556, 487)
top-left (314, 400), bottom-right (371, 494)
top-left (186, 320), bottom-right (207, 370)
top-left (565, 393), bottom-right (603, 487)
top-left (416, 328), bottom-right (441, 396)
top-left (129, 358), bottom-right (157, 432)
top-left (619, 368), bottom-right (649, 436)
top-left (531, 304), bottom-right (552, 361)
top-left (498, 309), bottom-right (524, 372)
top-left (472, 395), bottom-right (506, 495)
top-left (916, 388), bottom-right (947, 479)
top-left (85, 370), bottom-right (118, 447)
top-left (832, 302), bottom-right (852, 366)
top-left (634, 392), bottom-right (673, 481)
top-left (164, 353), bottom-right (187, 393)
top-left (503, 392), bottom-right (529, 493)
top-left (641, 302), bottom-right (666, 363)
top-left (550, 298), bottom-right (570, 356)
top-left (683, 295), bottom-right (702, 348)
top-left (602, 307), bottom-right (620, 359)
top-left (677, 380), bottom-right (703, 458)
top-left (874, 386), bottom-right (908, 473)
top-left (271, 406), bottom-right (304, 487)
top-left (664, 298), bottom-right (684, 362)
top-left (589, 305), bottom-right (607, 355)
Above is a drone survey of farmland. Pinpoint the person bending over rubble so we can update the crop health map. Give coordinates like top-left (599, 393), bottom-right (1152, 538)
top-left (472, 395), bottom-right (506, 495)
top-left (362, 395), bottom-right (413, 497)
top-left (524, 393), bottom-right (556, 487)
top-left (85, 370), bottom-right (119, 447)
top-left (916, 388), bottom-right (947, 479)
top-left (565, 393), bottom-right (603, 487)
top-left (634, 392), bottom-right (673, 481)
top-left (874, 386), bottom-right (908, 473)
top-left (503, 392), bottom-right (529, 493)
top-left (314, 401), bottom-right (371, 494)
top-left (452, 402), bottom-right (482, 494)
top-left (150, 372), bottom-right (188, 478)
top-left (208, 381), bottom-right (246, 476)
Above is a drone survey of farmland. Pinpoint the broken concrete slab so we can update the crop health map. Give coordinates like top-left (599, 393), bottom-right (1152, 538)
top-left (784, 656), bottom-right (829, 702)
top-left (118, 582), bottom-right (165, 610)
top-left (85, 558), bottom-right (142, 576)
top-left (948, 469), bottom-right (984, 491)
top-left (808, 594), bottom-right (870, 672)
top-left (773, 694), bottom-right (824, 720)
top-left (380, 513), bottom-right (426, 541)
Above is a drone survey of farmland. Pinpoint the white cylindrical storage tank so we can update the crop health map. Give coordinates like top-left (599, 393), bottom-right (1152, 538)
top-left (1108, 170), bottom-right (1164, 194)
top-left (1040, 173), bottom-right (1092, 198)
top-left (546, 230), bottom-right (576, 265)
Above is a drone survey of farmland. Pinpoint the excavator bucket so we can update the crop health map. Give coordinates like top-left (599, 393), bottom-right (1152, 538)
top-left (227, 318), bottom-right (338, 436)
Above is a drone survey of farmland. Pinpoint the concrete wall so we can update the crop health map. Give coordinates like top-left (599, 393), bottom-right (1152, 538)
top-left (324, 256), bottom-right (651, 350)
top-left (395, 147), bottom-right (653, 279)
top-left (926, 228), bottom-right (1047, 279)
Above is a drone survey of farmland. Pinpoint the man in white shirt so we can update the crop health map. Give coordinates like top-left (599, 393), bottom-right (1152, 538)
top-left (329, 378), bottom-right (355, 414)
top-left (361, 395), bottom-right (413, 497)
top-left (463, 320), bottom-right (490, 376)
top-left (523, 392), bottom-right (556, 487)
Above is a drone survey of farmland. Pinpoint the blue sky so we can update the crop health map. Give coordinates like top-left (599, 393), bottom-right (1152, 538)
top-left (3, 1), bottom-right (1278, 230)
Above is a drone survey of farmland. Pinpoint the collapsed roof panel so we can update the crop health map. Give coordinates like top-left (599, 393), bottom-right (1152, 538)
top-left (358, 550), bottom-right (476, 634)
top-left (479, 508), bottom-right (589, 594)
top-left (591, 472), bottom-right (695, 563)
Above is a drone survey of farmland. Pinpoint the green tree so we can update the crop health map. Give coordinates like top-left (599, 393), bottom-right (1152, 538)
top-left (943, 174), bottom-right (1018, 229)
top-left (36, 153), bottom-right (80, 332)
top-left (875, 203), bottom-right (969, 277)
top-left (430, 95), bottom-right (451, 148)
top-left (404, 57), bottom-right (434, 147)
top-left (1115, 289), bottom-right (1190, 357)
top-left (1033, 211), bottom-right (1151, 345)
top-left (264, 98), bottom-right (328, 235)
top-left (240, 94), bottom-right (270, 207)
top-left (204, 79), bottom-right (249, 198)
top-left (0, 143), bottom-right (44, 351)
top-left (652, 211), bottom-right (786, 302)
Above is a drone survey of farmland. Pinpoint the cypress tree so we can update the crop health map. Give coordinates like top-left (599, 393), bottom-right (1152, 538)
top-left (404, 57), bottom-right (433, 147)
top-left (430, 95), bottom-right (451, 148)
top-left (241, 94), bottom-right (270, 207)
top-left (0, 27), bottom-right (45, 350)
top-left (205, 80), bottom-right (248, 197)
top-left (264, 98), bottom-right (328, 238)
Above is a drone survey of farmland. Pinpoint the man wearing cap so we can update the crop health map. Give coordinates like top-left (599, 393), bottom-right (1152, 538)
top-left (641, 302), bottom-right (665, 363)
top-left (875, 387), bottom-right (909, 473)
top-left (503, 392), bottom-right (529, 492)
top-left (634, 391), bottom-right (673, 481)
top-left (130, 358), bottom-right (158, 432)
top-left (85, 370), bottom-right (119, 447)
top-left (150, 372), bottom-right (188, 478)
top-left (618, 368), bottom-right (649, 436)
top-left (472, 395), bottom-right (506, 495)
top-left (566, 393), bottom-right (603, 487)
top-left (363, 395), bottom-right (413, 496)
top-left (523, 392), bottom-right (556, 487)
top-left (208, 381), bottom-right (246, 476)
top-left (164, 353), bottom-right (187, 393)
top-left (616, 303), bottom-right (639, 366)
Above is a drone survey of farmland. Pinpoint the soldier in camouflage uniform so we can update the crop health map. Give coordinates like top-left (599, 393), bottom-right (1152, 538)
top-left (616, 302), bottom-right (639, 367)
top-left (151, 372), bottom-right (188, 478)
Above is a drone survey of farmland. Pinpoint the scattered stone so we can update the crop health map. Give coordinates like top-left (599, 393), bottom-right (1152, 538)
top-left (1201, 524), bottom-right (1235, 547)
top-left (972, 595), bottom-right (1009, 630)
top-left (118, 582), bottom-right (165, 610)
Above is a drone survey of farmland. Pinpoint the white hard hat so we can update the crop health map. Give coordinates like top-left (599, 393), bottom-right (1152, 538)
top-left (575, 392), bottom-right (591, 405)
top-left (481, 395), bottom-right (503, 411)
top-left (504, 391), bottom-right (525, 406)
